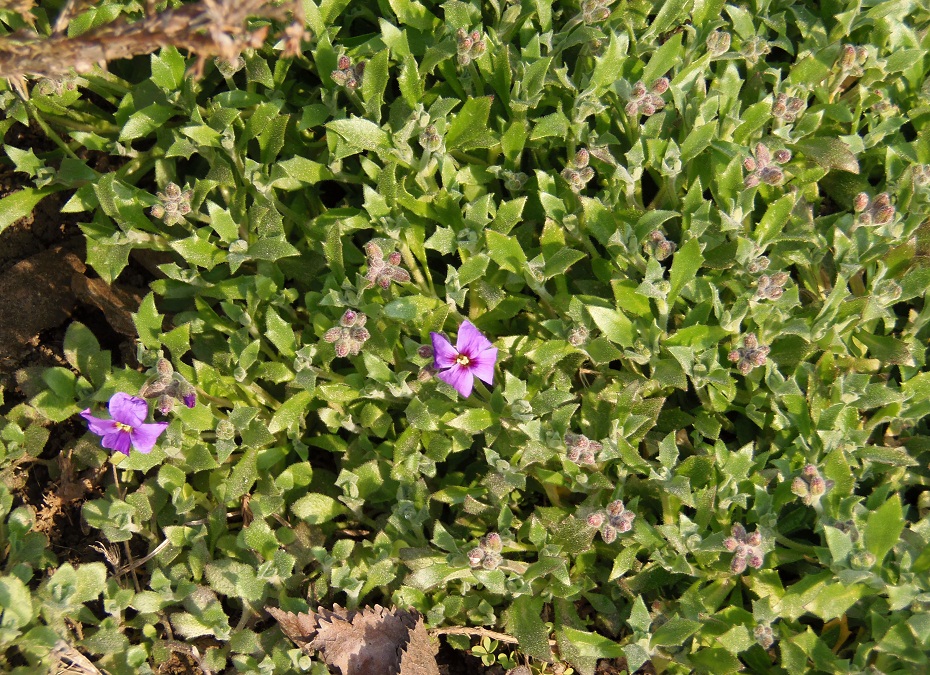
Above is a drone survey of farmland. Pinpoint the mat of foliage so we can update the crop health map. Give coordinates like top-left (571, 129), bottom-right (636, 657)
top-left (2, 0), bottom-right (930, 673)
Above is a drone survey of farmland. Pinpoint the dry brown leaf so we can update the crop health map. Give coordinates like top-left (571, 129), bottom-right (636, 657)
top-left (267, 605), bottom-right (439, 675)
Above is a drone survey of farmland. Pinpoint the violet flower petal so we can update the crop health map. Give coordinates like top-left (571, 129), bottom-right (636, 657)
top-left (131, 422), bottom-right (169, 454)
top-left (102, 430), bottom-right (132, 456)
top-left (81, 410), bottom-right (118, 437)
top-left (437, 364), bottom-right (474, 397)
top-left (109, 392), bottom-right (148, 427)
top-left (456, 320), bottom-right (493, 355)
top-left (430, 332), bottom-right (458, 369)
top-left (469, 348), bottom-right (498, 385)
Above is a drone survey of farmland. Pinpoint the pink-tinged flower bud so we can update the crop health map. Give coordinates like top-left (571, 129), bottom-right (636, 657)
top-left (323, 327), bottom-right (343, 343)
top-left (388, 251), bottom-right (402, 266)
top-left (755, 625), bottom-right (775, 649)
top-left (337, 55), bottom-right (351, 70)
top-left (587, 512), bottom-right (605, 528)
top-left (855, 46), bottom-right (868, 64)
top-left (616, 518), bottom-right (633, 533)
top-left (471, 30), bottom-right (481, 42)
top-left (747, 531), bottom-right (762, 546)
top-left (334, 339), bottom-right (351, 358)
top-left (625, 101), bottom-right (640, 116)
top-left (156, 358), bottom-right (173, 377)
top-left (456, 28), bottom-right (467, 40)
top-left (760, 166), bottom-right (784, 185)
top-left (724, 537), bottom-right (738, 551)
top-left (744, 174), bottom-right (761, 189)
top-left (156, 394), bottom-right (174, 415)
top-left (853, 192), bottom-right (869, 212)
top-left (840, 44), bottom-right (857, 69)
top-left (354, 62), bottom-right (365, 77)
top-left (651, 77), bottom-right (669, 94)
top-left (640, 102), bottom-right (656, 116)
top-left (482, 532), bottom-right (502, 552)
top-left (417, 345), bottom-right (434, 358)
top-left (340, 310), bottom-right (358, 327)
top-left (345, 76), bottom-right (359, 90)
top-left (601, 525), bottom-right (617, 544)
top-left (873, 192), bottom-right (891, 208)
top-left (574, 148), bottom-right (590, 168)
top-left (874, 205), bottom-right (894, 224)
top-left (772, 101), bottom-right (787, 117)
top-left (580, 450), bottom-right (596, 465)
top-left (728, 350), bottom-right (741, 363)
top-left (631, 81), bottom-right (647, 99)
top-left (802, 464), bottom-right (818, 477)
top-left (606, 500), bottom-right (625, 517)
top-left (731, 523), bottom-right (747, 539)
top-left (773, 149), bottom-right (792, 164)
top-left (178, 381), bottom-right (197, 408)
top-left (809, 475), bottom-right (827, 495)
top-left (459, 36), bottom-right (473, 52)
top-left (467, 547), bottom-right (486, 566)
top-left (730, 554), bottom-right (748, 574)
top-left (150, 204), bottom-right (165, 218)
top-left (787, 97), bottom-right (805, 114)
top-left (791, 476), bottom-right (809, 497)
top-left (471, 41), bottom-right (487, 57)
top-left (350, 327), bottom-right (370, 342)
top-left (482, 552), bottom-right (503, 570)
top-left (747, 552), bottom-right (764, 569)
top-left (566, 446), bottom-right (581, 462)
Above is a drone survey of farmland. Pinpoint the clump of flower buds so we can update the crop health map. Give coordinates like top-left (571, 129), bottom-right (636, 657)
top-left (419, 124), bottom-right (442, 152)
top-left (790, 464), bottom-right (834, 506)
top-left (741, 36), bottom-right (771, 64)
top-left (755, 271), bottom-right (789, 300)
top-left (586, 500), bottom-right (636, 543)
top-left (567, 325), bottom-right (589, 347)
top-left (323, 310), bottom-right (371, 357)
top-left (772, 92), bottom-right (805, 122)
top-left (140, 358), bottom-right (197, 414)
top-left (747, 256), bottom-right (770, 274)
top-left (853, 192), bottom-right (896, 226)
top-left (625, 78), bottom-right (669, 119)
top-left (150, 183), bottom-right (193, 226)
top-left (836, 44), bottom-right (869, 77)
top-left (564, 432), bottom-right (602, 465)
top-left (743, 143), bottom-right (791, 188)
top-left (724, 523), bottom-right (764, 574)
top-left (502, 170), bottom-right (528, 192)
top-left (468, 532), bottom-right (504, 570)
top-left (911, 164), bottom-right (930, 189)
top-left (456, 28), bottom-right (487, 67)
top-left (561, 148), bottom-right (596, 193)
top-left (754, 624), bottom-right (776, 649)
top-left (705, 30), bottom-right (731, 56)
top-left (331, 54), bottom-right (365, 90)
top-left (728, 333), bottom-right (770, 375)
top-left (364, 242), bottom-right (410, 289)
top-left (580, 0), bottom-right (614, 24)
top-left (644, 230), bottom-right (677, 261)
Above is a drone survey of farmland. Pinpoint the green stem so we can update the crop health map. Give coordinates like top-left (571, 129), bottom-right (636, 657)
top-left (24, 103), bottom-right (81, 160)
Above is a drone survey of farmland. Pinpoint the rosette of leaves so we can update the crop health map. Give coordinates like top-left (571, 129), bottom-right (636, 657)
top-left (267, 605), bottom-right (439, 675)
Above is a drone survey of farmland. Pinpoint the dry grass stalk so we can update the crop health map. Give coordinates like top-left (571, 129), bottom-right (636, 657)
top-left (0, 0), bottom-right (306, 79)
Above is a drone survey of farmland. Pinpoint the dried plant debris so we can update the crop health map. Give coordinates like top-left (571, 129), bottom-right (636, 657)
top-left (0, 0), bottom-right (305, 79)
top-left (267, 605), bottom-right (439, 675)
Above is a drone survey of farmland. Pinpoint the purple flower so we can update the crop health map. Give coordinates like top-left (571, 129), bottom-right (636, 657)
top-left (430, 321), bottom-right (498, 398)
top-left (81, 392), bottom-right (168, 456)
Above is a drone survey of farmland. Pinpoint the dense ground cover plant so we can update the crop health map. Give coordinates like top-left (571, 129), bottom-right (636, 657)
top-left (1, 0), bottom-right (930, 672)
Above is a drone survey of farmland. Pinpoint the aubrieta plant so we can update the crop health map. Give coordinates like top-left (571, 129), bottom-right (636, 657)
top-left (1, 0), bottom-right (929, 673)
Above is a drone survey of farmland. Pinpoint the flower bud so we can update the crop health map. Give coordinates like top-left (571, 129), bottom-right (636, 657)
top-left (216, 419), bottom-right (235, 440)
top-left (482, 532), bottom-right (502, 552)
top-left (631, 81), bottom-right (647, 99)
top-left (417, 345), bottom-right (434, 359)
top-left (730, 554), bottom-right (748, 574)
top-left (340, 309), bottom-right (358, 327)
top-left (706, 30), bottom-right (731, 56)
top-left (791, 476), bottom-right (809, 497)
top-left (601, 525), bottom-right (617, 544)
top-left (482, 552), bottom-right (503, 570)
top-left (724, 536), bottom-right (738, 551)
top-left (574, 148), bottom-right (590, 168)
top-left (606, 500), bottom-right (625, 517)
top-left (760, 166), bottom-right (784, 185)
top-left (587, 512), bottom-right (605, 528)
top-left (651, 77), bottom-right (669, 94)
top-left (467, 548), bottom-right (486, 566)
top-left (809, 475), bottom-right (827, 496)
top-left (337, 55), bottom-right (351, 70)
top-left (839, 44), bottom-right (857, 69)
top-left (773, 149), bottom-right (792, 164)
top-left (156, 394), bottom-right (174, 415)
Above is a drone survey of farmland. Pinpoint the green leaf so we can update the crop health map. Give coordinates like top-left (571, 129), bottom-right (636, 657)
top-left (486, 230), bottom-right (527, 273)
top-left (806, 582), bottom-right (868, 621)
top-left (268, 390), bottom-right (312, 435)
top-left (119, 104), bottom-right (176, 141)
top-left (291, 492), bottom-right (346, 524)
top-left (755, 193), bottom-right (796, 246)
top-left (327, 118), bottom-right (391, 152)
top-left (590, 31), bottom-right (626, 93)
top-left (384, 296), bottom-right (438, 321)
top-left (447, 409), bottom-right (494, 432)
top-left (445, 97), bottom-right (493, 149)
top-left (133, 293), bottom-right (163, 349)
top-left (642, 0), bottom-right (692, 38)
top-left (793, 138), bottom-right (859, 174)
top-left (651, 616), bottom-right (701, 647)
top-left (362, 50), bottom-right (390, 123)
top-left (643, 32), bottom-right (682, 84)
top-left (669, 237), bottom-right (703, 303)
top-left (63, 322), bottom-right (109, 387)
top-left (265, 308), bottom-right (296, 357)
top-left (680, 122), bottom-right (717, 162)
top-left (150, 47), bottom-right (186, 90)
top-left (505, 596), bottom-right (553, 661)
top-left (559, 626), bottom-right (625, 658)
top-left (865, 494), bottom-right (904, 563)
top-left (0, 186), bottom-right (58, 235)
top-left (206, 201), bottom-right (239, 242)
top-left (0, 575), bottom-right (33, 628)
top-left (170, 234), bottom-right (224, 270)
top-left (398, 54), bottom-right (423, 107)
top-left (4, 144), bottom-right (45, 177)
top-left (586, 305), bottom-right (634, 347)
top-left (224, 448), bottom-right (258, 502)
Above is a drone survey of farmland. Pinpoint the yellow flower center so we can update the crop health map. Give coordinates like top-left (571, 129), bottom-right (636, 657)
top-left (455, 353), bottom-right (471, 367)
top-left (115, 422), bottom-right (133, 432)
